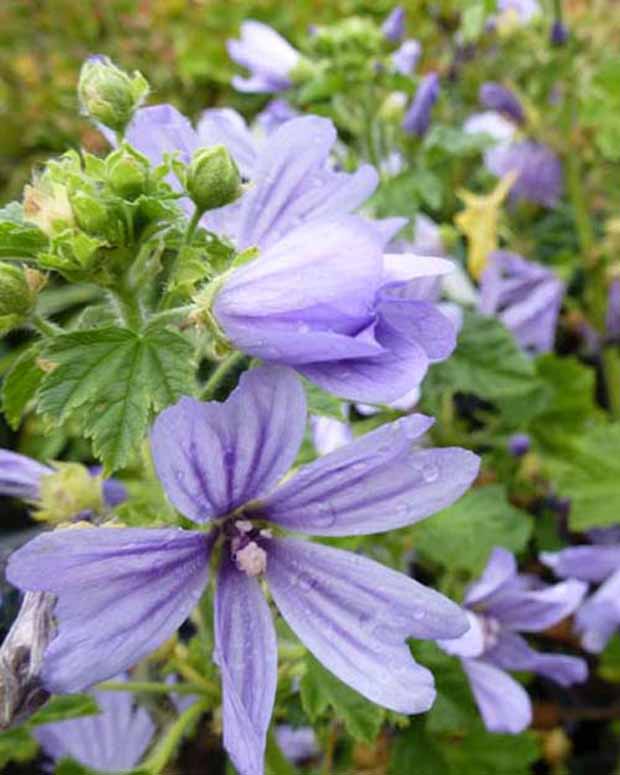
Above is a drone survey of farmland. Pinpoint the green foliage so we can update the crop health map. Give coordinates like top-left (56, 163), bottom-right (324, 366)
top-left (37, 325), bottom-right (196, 472)
top-left (0, 727), bottom-right (38, 768)
top-left (2, 343), bottom-right (44, 428)
top-left (413, 484), bottom-right (533, 574)
top-left (580, 57), bottom-right (620, 162)
top-left (303, 379), bottom-right (346, 420)
top-left (29, 694), bottom-right (101, 725)
top-left (300, 653), bottom-right (384, 743)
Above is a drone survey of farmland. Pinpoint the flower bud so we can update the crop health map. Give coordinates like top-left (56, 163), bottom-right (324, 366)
top-left (106, 146), bottom-right (148, 199)
top-left (69, 190), bottom-right (108, 235)
top-left (35, 463), bottom-right (104, 524)
top-left (78, 55), bottom-right (149, 133)
top-left (0, 263), bottom-right (36, 318)
top-left (186, 146), bottom-right (242, 214)
top-left (23, 181), bottom-right (74, 237)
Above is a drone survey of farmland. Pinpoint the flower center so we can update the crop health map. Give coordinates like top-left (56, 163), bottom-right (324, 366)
top-left (481, 614), bottom-right (501, 650)
top-left (228, 519), bottom-right (271, 577)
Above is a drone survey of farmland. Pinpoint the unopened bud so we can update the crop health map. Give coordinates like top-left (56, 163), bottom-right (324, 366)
top-left (35, 463), bottom-right (104, 524)
top-left (23, 182), bottom-right (73, 237)
top-left (186, 146), bottom-right (242, 214)
top-left (0, 263), bottom-right (36, 318)
top-left (78, 55), bottom-right (149, 133)
top-left (70, 190), bottom-right (108, 235)
top-left (106, 146), bottom-right (148, 199)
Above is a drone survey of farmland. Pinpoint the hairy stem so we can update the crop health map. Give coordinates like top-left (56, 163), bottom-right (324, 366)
top-left (200, 350), bottom-right (246, 400)
top-left (30, 313), bottom-right (63, 337)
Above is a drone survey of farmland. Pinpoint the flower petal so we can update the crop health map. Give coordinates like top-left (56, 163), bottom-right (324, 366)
top-left (574, 570), bottom-right (620, 653)
top-left (7, 527), bottom-right (212, 693)
top-left (486, 632), bottom-right (587, 687)
top-left (464, 547), bottom-right (518, 607)
top-left (462, 658), bottom-right (532, 734)
top-left (197, 108), bottom-right (258, 179)
top-left (215, 555), bottom-right (277, 775)
top-left (438, 611), bottom-right (486, 658)
top-left (0, 450), bottom-right (51, 500)
top-left (541, 546), bottom-right (620, 583)
top-left (266, 537), bottom-right (468, 713)
top-left (253, 415), bottom-right (479, 536)
top-left (151, 366), bottom-right (306, 523)
top-left (125, 104), bottom-right (200, 167)
top-left (382, 254), bottom-right (454, 288)
top-left (488, 579), bottom-right (587, 632)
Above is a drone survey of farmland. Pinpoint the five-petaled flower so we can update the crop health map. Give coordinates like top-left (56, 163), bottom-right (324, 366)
top-left (8, 365), bottom-right (479, 775)
top-left (438, 547), bottom-right (588, 733)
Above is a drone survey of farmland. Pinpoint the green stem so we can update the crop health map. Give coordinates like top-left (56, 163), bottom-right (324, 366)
top-left (184, 208), bottom-right (203, 246)
top-left (31, 313), bottom-right (63, 337)
top-left (200, 351), bottom-right (246, 400)
top-left (603, 348), bottom-right (620, 419)
top-left (141, 700), bottom-right (207, 774)
top-left (148, 305), bottom-right (194, 327)
top-left (107, 287), bottom-right (143, 330)
top-left (97, 680), bottom-right (205, 696)
top-left (566, 138), bottom-right (595, 265)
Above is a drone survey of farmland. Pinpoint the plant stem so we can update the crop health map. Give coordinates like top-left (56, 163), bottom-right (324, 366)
top-left (321, 721), bottom-right (338, 775)
top-left (602, 348), bottom-right (620, 419)
top-left (141, 699), bottom-right (207, 774)
top-left (200, 351), bottom-right (246, 400)
top-left (184, 208), bottom-right (203, 246)
top-left (566, 139), bottom-right (595, 266)
top-left (148, 304), bottom-right (194, 327)
top-left (31, 313), bottom-right (63, 337)
top-left (97, 680), bottom-right (205, 696)
top-left (107, 286), bottom-right (143, 330)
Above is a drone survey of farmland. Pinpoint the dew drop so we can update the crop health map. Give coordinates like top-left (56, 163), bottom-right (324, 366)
top-left (421, 463), bottom-right (439, 483)
top-left (314, 501), bottom-right (337, 528)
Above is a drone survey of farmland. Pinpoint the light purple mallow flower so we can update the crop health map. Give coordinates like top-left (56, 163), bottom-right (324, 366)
top-left (0, 450), bottom-right (126, 509)
top-left (276, 725), bottom-right (319, 763)
top-left (8, 366), bottom-right (479, 775)
top-left (402, 73), bottom-right (440, 137)
top-left (479, 83), bottom-right (524, 125)
top-left (382, 6), bottom-right (406, 42)
top-left (255, 99), bottom-right (299, 135)
top-left (542, 545), bottom-right (620, 653)
top-left (227, 21), bottom-right (301, 93)
top-left (478, 251), bottom-right (565, 354)
top-left (485, 141), bottom-right (563, 208)
top-left (438, 547), bottom-right (587, 734)
top-left (392, 40), bottom-right (421, 76)
top-left (35, 678), bottom-right (155, 773)
top-left (508, 433), bottom-right (530, 457)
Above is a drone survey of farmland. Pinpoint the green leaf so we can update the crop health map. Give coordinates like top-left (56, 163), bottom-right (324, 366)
top-left (300, 654), bottom-right (384, 743)
top-left (0, 203), bottom-right (48, 258)
top-left (389, 718), bottom-right (448, 774)
top-left (598, 634), bottom-right (620, 683)
top-left (0, 727), bottom-right (38, 768)
top-left (412, 485), bottom-right (533, 574)
top-left (302, 379), bottom-right (346, 420)
top-left (444, 725), bottom-right (540, 775)
top-left (546, 423), bottom-right (620, 531)
top-left (28, 694), bottom-right (100, 726)
top-left (2, 343), bottom-right (45, 429)
top-left (265, 730), bottom-right (299, 775)
top-left (38, 325), bottom-right (196, 472)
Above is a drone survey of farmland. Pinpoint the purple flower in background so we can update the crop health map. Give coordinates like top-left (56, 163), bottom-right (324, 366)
top-left (438, 547), bottom-right (587, 733)
top-left (227, 21), bottom-right (301, 93)
top-left (311, 413), bottom-right (353, 456)
top-left (485, 141), bottom-right (563, 207)
top-left (392, 40), bottom-right (421, 76)
top-left (550, 20), bottom-right (569, 45)
top-left (255, 99), bottom-right (299, 135)
top-left (479, 83), bottom-right (524, 125)
top-left (542, 543), bottom-right (620, 652)
top-left (0, 450), bottom-right (126, 509)
top-left (382, 6), bottom-right (406, 42)
top-left (9, 366), bottom-right (479, 775)
top-left (479, 251), bottom-right (565, 354)
top-left (402, 72), bottom-right (440, 136)
top-left (464, 111), bottom-right (516, 143)
top-left (508, 433), bottom-right (530, 457)
top-left (497, 0), bottom-right (541, 23)
top-left (35, 678), bottom-right (155, 772)
top-left (605, 277), bottom-right (620, 343)
top-left (276, 725), bottom-right (319, 763)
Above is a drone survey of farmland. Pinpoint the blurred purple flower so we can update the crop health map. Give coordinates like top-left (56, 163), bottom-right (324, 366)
top-left (439, 547), bottom-right (587, 733)
top-left (256, 99), bottom-right (299, 135)
top-left (276, 725), bottom-right (319, 763)
top-left (35, 678), bottom-right (154, 773)
top-left (542, 543), bottom-right (620, 652)
top-left (402, 73), bottom-right (440, 137)
top-left (392, 40), bottom-right (422, 76)
top-left (0, 450), bottom-right (126, 509)
top-left (497, 0), bottom-right (541, 23)
top-left (479, 251), bottom-right (565, 354)
top-left (508, 433), bottom-right (530, 457)
top-left (9, 366), bottom-right (479, 775)
top-left (228, 21), bottom-right (300, 93)
top-left (485, 141), bottom-right (563, 207)
top-left (464, 111), bottom-right (516, 143)
top-left (382, 6), bottom-right (406, 42)
top-left (606, 277), bottom-right (620, 343)
top-left (550, 20), bottom-right (569, 45)
top-left (479, 83), bottom-right (524, 125)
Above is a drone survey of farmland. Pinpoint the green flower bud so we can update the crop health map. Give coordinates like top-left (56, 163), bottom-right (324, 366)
top-left (23, 181), bottom-right (74, 237)
top-left (186, 146), bottom-right (242, 214)
top-left (70, 190), bottom-right (109, 235)
top-left (0, 263), bottom-right (36, 317)
top-left (106, 146), bottom-right (148, 199)
top-left (78, 55), bottom-right (149, 133)
top-left (35, 463), bottom-right (104, 524)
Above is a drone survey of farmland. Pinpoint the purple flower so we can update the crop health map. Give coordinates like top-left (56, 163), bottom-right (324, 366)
top-left (497, 0), bottom-right (541, 23)
top-left (227, 21), bottom-right (301, 93)
top-left (478, 251), bottom-right (565, 354)
top-left (402, 73), bottom-right (440, 137)
top-left (479, 83), bottom-right (524, 125)
top-left (197, 107), bottom-right (259, 180)
top-left (275, 725), bottom-right (318, 763)
top-left (255, 99), bottom-right (299, 135)
top-left (392, 40), bottom-right (421, 76)
top-left (382, 6), bottom-right (406, 42)
top-left (8, 366), bottom-right (479, 775)
top-left (35, 678), bottom-right (155, 772)
top-left (508, 433), bottom-right (530, 457)
top-left (0, 450), bottom-right (126, 509)
top-left (438, 548), bottom-right (587, 734)
top-left (485, 141), bottom-right (563, 207)
top-left (550, 20), bottom-right (569, 45)
top-left (542, 544), bottom-right (620, 652)
top-left (464, 111), bottom-right (516, 143)
top-left (606, 277), bottom-right (620, 343)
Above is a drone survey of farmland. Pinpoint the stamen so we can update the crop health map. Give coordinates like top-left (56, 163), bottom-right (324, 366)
top-left (235, 541), bottom-right (267, 577)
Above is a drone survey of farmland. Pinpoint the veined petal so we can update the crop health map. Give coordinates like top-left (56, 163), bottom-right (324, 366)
top-left (486, 632), bottom-right (587, 687)
top-left (488, 579), bottom-right (587, 632)
top-left (151, 366), bottom-right (306, 523)
top-left (382, 254), bottom-right (454, 288)
top-left (7, 527), bottom-right (212, 693)
top-left (266, 537), bottom-right (468, 714)
top-left (124, 104), bottom-right (200, 167)
top-left (464, 547), bottom-right (518, 607)
top-left (215, 555), bottom-right (277, 775)
top-left (574, 570), bottom-right (620, 653)
top-left (438, 611), bottom-right (486, 658)
top-left (541, 546), bottom-right (620, 583)
top-left (462, 658), bottom-right (532, 734)
top-left (252, 415), bottom-right (479, 536)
